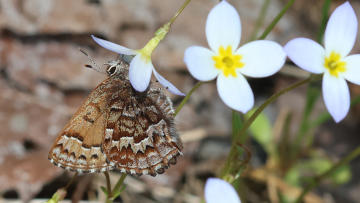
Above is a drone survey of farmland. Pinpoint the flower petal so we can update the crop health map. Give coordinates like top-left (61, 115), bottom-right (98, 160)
top-left (91, 35), bottom-right (137, 55)
top-left (343, 54), bottom-right (360, 85)
top-left (217, 74), bottom-right (254, 113)
top-left (324, 2), bottom-right (357, 56)
top-left (284, 38), bottom-right (325, 74)
top-left (152, 68), bottom-right (185, 96)
top-left (236, 40), bottom-right (286, 78)
top-left (322, 72), bottom-right (350, 123)
top-left (184, 46), bottom-right (219, 81)
top-left (205, 178), bottom-right (241, 203)
top-left (129, 54), bottom-right (153, 92)
top-left (206, 1), bottom-right (241, 52)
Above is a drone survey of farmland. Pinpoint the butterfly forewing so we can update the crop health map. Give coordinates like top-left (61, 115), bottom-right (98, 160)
top-left (48, 76), bottom-right (119, 173)
top-left (48, 60), bottom-right (183, 176)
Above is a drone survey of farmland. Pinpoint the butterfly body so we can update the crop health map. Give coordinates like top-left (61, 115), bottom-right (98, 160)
top-left (48, 60), bottom-right (182, 176)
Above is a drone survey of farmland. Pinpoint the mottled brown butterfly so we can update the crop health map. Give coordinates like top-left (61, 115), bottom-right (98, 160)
top-left (48, 58), bottom-right (183, 176)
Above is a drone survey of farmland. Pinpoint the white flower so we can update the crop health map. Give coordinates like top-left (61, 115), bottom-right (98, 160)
top-left (284, 1), bottom-right (359, 123)
top-left (205, 178), bottom-right (241, 203)
top-left (184, 0), bottom-right (286, 113)
top-left (91, 35), bottom-right (185, 96)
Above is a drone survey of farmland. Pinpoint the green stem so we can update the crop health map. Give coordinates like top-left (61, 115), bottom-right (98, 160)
top-left (169, 0), bottom-right (192, 25)
top-left (175, 81), bottom-right (203, 116)
top-left (250, 0), bottom-right (270, 41)
top-left (290, 0), bottom-right (331, 164)
top-left (112, 173), bottom-right (127, 195)
top-left (46, 173), bottom-right (78, 203)
top-left (292, 85), bottom-right (320, 159)
top-left (231, 111), bottom-right (243, 141)
top-left (239, 75), bottom-right (319, 148)
top-left (221, 0), bottom-right (297, 180)
top-left (295, 146), bottom-right (360, 203)
top-left (104, 171), bottom-right (112, 202)
top-left (316, 0), bottom-right (331, 43)
top-left (65, 172), bottom-right (78, 190)
top-left (221, 75), bottom-right (321, 178)
top-left (258, 0), bottom-right (296, 40)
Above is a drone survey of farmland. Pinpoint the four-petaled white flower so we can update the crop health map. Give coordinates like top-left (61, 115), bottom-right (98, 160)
top-left (284, 1), bottom-right (359, 123)
top-left (184, 0), bottom-right (286, 113)
top-left (205, 178), bottom-right (241, 203)
top-left (91, 35), bottom-right (185, 96)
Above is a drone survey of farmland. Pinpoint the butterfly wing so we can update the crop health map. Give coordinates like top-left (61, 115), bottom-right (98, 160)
top-left (49, 60), bottom-right (183, 175)
top-left (48, 76), bottom-right (120, 173)
top-left (103, 80), bottom-right (183, 176)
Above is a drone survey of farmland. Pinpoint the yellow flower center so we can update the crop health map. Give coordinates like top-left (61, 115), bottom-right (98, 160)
top-left (212, 46), bottom-right (244, 77)
top-left (324, 51), bottom-right (346, 77)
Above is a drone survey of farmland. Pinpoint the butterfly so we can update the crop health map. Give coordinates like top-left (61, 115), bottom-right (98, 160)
top-left (48, 58), bottom-right (183, 176)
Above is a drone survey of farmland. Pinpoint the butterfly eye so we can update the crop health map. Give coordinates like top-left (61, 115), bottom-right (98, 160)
top-left (106, 65), bottom-right (117, 76)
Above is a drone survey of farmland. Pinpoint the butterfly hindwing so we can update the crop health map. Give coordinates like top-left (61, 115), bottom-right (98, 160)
top-left (103, 79), bottom-right (183, 176)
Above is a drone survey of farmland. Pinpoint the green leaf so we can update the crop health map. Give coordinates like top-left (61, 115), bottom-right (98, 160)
top-left (304, 86), bottom-right (321, 121)
top-left (100, 186), bottom-right (108, 195)
top-left (278, 190), bottom-right (293, 203)
top-left (295, 85), bottom-right (320, 146)
top-left (300, 155), bottom-right (352, 185)
top-left (284, 167), bottom-right (301, 186)
top-left (331, 165), bottom-right (351, 185)
top-left (245, 109), bottom-right (273, 155)
top-left (306, 158), bottom-right (332, 174)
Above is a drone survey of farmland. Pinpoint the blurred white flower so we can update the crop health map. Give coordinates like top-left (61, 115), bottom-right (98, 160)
top-left (205, 178), bottom-right (241, 203)
top-left (284, 1), bottom-right (359, 122)
top-left (184, 0), bottom-right (286, 113)
top-left (91, 35), bottom-right (184, 96)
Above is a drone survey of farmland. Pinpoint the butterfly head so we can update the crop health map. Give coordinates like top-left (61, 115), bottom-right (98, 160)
top-left (105, 59), bottom-right (129, 78)
top-left (81, 49), bottom-right (130, 78)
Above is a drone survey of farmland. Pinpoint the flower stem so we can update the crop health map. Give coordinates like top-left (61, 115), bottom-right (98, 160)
top-left (46, 173), bottom-right (78, 203)
top-left (221, 74), bottom-right (321, 178)
top-left (65, 172), bottom-right (78, 190)
top-left (317, 0), bottom-right (331, 43)
top-left (287, 0), bottom-right (331, 174)
top-left (221, 0), bottom-right (298, 180)
top-left (175, 81), bottom-right (203, 116)
top-left (141, 0), bottom-right (191, 59)
top-left (104, 171), bottom-right (112, 202)
top-left (112, 173), bottom-right (127, 195)
top-left (250, 0), bottom-right (270, 41)
top-left (258, 0), bottom-right (296, 40)
top-left (169, 0), bottom-right (192, 25)
top-left (241, 75), bottom-right (317, 139)
top-left (295, 146), bottom-right (360, 203)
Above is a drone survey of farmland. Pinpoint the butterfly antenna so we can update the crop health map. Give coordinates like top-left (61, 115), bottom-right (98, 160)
top-left (79, 48), bottom-right (105, 73)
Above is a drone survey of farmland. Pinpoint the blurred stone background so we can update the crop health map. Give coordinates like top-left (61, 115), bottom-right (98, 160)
top-left (1, 0), bottom-right (360, 202)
